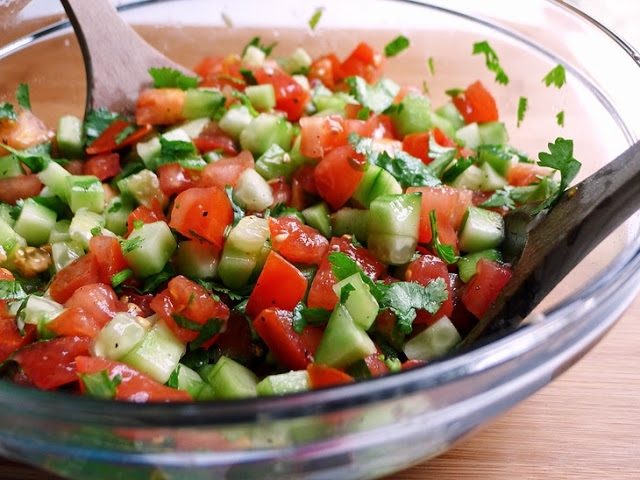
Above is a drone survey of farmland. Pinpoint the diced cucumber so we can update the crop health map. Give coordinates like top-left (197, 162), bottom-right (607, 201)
top-left (403, 316), bottom-right (461, 361)
top-left (367, 193), bottom-right (421, 265)
top-left (50, 240), bottom-right (84, 272)
top-left (217, 215), bottom-right (270, 290)
top-left (123, 221), bottom-right (177, 278)
top-left (218, 105), bottom-right (254, 140)
top-left (118, 169), bottom-right (167, 210)
top-left (56, 114), bottom-right (86, 159)
top-left (352, 164), bottom-right (402, 208)
top-left (239, 113), bottom-right (294, 156)
top-left (21, 295), bottom-right (64, 335)
top-left (242, 44), bottom-right (266, 67)
top-left (66, 175), bottom-right (104, 213)
top-left (314, 303), bottom-right (377, 370)
top-left (174, 363), bottom-right (209, 399)
top-left (68, 208), bottom-right (107, 250)
top-left (477, 145), bottom-right (516, 177)
top-left (182, 88), bottom-right (225, 119)
top-left (199, 355), bottom-right (258, 399)
top-left (104, 195), bottom-right (134, 237)
top-left (255, 143), bottom-right (305, 180)
top-left (38, 161), bottom-right (72, 202)
top-left (91, 312), bottom-right (150, 360)
top-left (135, 128), bottom-right (191, 169)
top-left (232, 168), bottom-right (274, 212)
top-left (479, 161), bottom-right (508, 191)
top-left (332, 272), bottom-right (379, 330)
top-left (454, 122), bottom-right (481, 149)
top-left (449, 163), bottom-right (483, 190)
top-left (387, 92), bottom-right (433, 137)
top-left (256, 369), bottom-right (311, 396)
top-left (458, 206), bottom-right (505, 253)
top-left (0, 154), bottom-right (24, 179)
top-left (302, 202), bottom-right (332, 239)
top-left (13, 198), bottom-right (57, 246)
top-left (121, 318), bottom-right (186, 384)
top-left (331, 208), bottom-right (369, 244)
top-left (176, 240), bottom-right (221, 279)
top-left (282, 47), bottom-right (312, 74)
top-left (48, 219), bottom-right (71, 244)
top-left (435, 101), bottom-right (465, 130)
top-left (0, 217), bottom-right (26, 263)
top-left (457, 248), bottom-right (502, 283)
top-left (478, 121), bottom-right (509, 145)
top-left (245, 84), bottom-right (276, 111)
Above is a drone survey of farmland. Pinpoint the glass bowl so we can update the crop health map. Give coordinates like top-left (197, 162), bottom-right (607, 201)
top-left (1, 1), bottom-right (640, 479)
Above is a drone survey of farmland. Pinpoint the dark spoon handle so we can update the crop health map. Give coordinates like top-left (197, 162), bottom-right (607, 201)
top-left (467, 140), bottom-right (640, 344)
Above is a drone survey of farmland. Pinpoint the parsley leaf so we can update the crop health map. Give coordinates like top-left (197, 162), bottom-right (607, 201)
top-left (427, 57), bottom-right (435, 75)
top-left (225, 185), bottom-right (246, 226)
top-left (517, 96), bottom-right (528, 127)
top-left (429, 210), bottom-right (458, 264)
top-left (16, 83), bottom-right (31, 110)
top-left (536, 137), bottom-right (580, 210)
top-left (542, 64), bottom-right (566, 88)
top-left (346, 76), bottom-right (400, 113)
top-left (308, 8), bottom-right (323, 30)
top-left (292, 302), bottom-right (331, 333)
top-left (190, 318), bottom-right (225, 350)
top-left (166, 366), bottom-right (181, 389)
top-left (0, 280), bottom-right (27, 301)
top-left (78, 370), bottom-right (121, 400)
top-left (84, 108), bottom-right (123, 145)
top-left (239, 68), bottom-right (258, 86)
top-left (242, 37), bottom-right (277, 57)
top-left (1, 142), bottom-right (53, 173)
top-left (149, 67), bottom-right (199, 90)
top-left (384, 35), bottom-right (410, 57)
top-left (119, 236), bottom-right (143, 255)
top-left (556, 110), bottom-right (565, 127)
top-left (0, 103), bottom-right (18, 121)
top-left (472, 40), bottom-right (509, 85)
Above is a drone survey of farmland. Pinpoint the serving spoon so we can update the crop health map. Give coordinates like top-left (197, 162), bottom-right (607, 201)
top-left (60, 0), bottom-right (640, 346)
top-left (60, 0), bottom-right (193, 117)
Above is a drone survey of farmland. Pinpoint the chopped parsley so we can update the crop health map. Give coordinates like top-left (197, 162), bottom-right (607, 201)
top-left (292, 302), bottom-right (331, 333)
top-left (242, 37), bottom-right (277, 57)
top-left (346, 76), bottom-right (400, 113)
top-left (429, 210), bottom-right (458, 264)
top-left (16, 83), bottom-right (31, 111)
top-left (308, 8), bottom-right (323, 30)
top-left (0, 102), bottom-right (18, 121)
top-left (0, 280), bottom-right (27, 301)
top-left (536, 137), bottom-right (580, 211)
top-left (472, 40), bottom-right (509, 85)
top-left (384, 35), bottom-right (410, 57)
top-left (0, 142), bottom-right (53, 173)
top-left (517, 96), bottom-right (528, 127)
top-left (556, 110), bottom-right (565, 127)
top-left (149, 67), bottom-right (199, 90)
top-left (78, 370), bottom-right (121, 400)
top-left (84, 108), bottom-right (123, 145)
top-left (542, 64), bottom-right (567, 88)
top-left (427, 57), bottom-right (435, 75)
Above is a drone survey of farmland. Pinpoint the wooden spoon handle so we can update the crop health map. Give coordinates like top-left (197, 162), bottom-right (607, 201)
top-left (60, 0), bottom-right (189, 116)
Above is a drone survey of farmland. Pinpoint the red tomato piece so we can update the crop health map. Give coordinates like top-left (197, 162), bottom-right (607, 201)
top-left (12, 336), bottom-right (91, 390)
top-left (252, 308), bottom-right (323, 371)
top-left (157, 162), bottom-right (201, 197)
top-left (452, 80), bottom-right (499, 124)
top-left (268, 176), bottom-right (292, 207)
top-left (126, 204), bottom-right (165, 236)
top-left (169, 186), bottom-right (233, 249)
top-left (194, 55), bottom-right (245, 91)
top-left (268, 216), bottom-right (329, 265)
top-left (0, 174), bottom-right (43, 205)
top-left (193, 122), bottom-right (238, 156)
top-left (82, 152), bottom-right (122, 181)
top-left (461, 258), bottom-right (513, 319)
top-left (402, 131), bottom-right (431, 163)
top-left (89, 235), bottom-right (128, 283)
top-left (46, 306), bottom-right (101, 338)
top-left (245, 251), bottom-right (308, 319)
top-left (0, 108), bottom-right (53, 155)
top-left (363, 352), bottom-right (391, 377)
top-left (253, 68), bottom-right (311, 122)
top-left (299, 115), bottom-right (369, 159)
top-left (307, 235), bottom-right (387, 310)
top-left (85, 120), bottom-right (153, 155)
top-left (135, 88), bottom-right (187, 125)
top-left (48, 252), bottom-right (102, 304)
top-left (197, 150), bottom-right (254, 189)
top-left (308, 53), bottom-right (341, 89)
top-left (337, 42), bottom-right (385, 84)
top-left (401, 359), bottom-right (428, 370)
top-left (506, 162), bottom-right (554, 187)
top-left (75, 356), bottom-right (193, 402)
top-left (0, 315), bottom-right (36, 363)
top-left (313, 143), bottom-right (366, 210)
top-left (307, 363), bottom-right (355, 389)
top-left (64, 283), bottom-right (127, 329)
top-left (405, 253), bottom-right (454, 325)
top-left (214, 310), bottom-right (256, 365)
top-left (150, 275), bottom-right (230, 345)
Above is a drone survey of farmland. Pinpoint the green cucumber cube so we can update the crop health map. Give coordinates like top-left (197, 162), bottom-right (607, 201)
top-left (457, 248), bottom-right (502, 283)
top-left (124, 221), bottom-right (177, 278)
top-left (232, 168), bottom-right (274, 212)
top-left (458, 206), bottom-right (505, 253)
top-left (13, 198), bottom-right (57, 246)
top-left (256, 370), bottom-right (311, 396)
top-left (331, 207), bottom-right (369, 244)
top-left (176, 240), bottom-right (221, 279)
top-left (57, 114), bottom-right (86, 159)
top-left (0, 154), bottom-right (24, 179)
top-left (91, 312), bottom-right (150, 361)
top-left (66, 175), bottom-right (104, 213)
top-left (200, 355), bottom-right (258, 399)
top-left (403, 316), bottom-right (461, 361)
top-left (239, 113), bottom-right (294, 156)
top-left (302, 202), bottom-right (332, 239)
top-left (352, 164), bottom-right (402, 208)
top-left (388, 92), bottom-right (433, 137)
top-left (182, 88), bottom-right (225, 119)
top-left (218, 105), bottom-right (254, 140)
top-left (38, 161), bottom-right (72, 202)
top-left (245, 84), bottom-right (276, 111)
top-left (332, 272), bottom-right (379, 330)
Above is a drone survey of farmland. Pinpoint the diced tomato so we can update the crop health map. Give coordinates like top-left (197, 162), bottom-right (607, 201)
top-left (82, 152), bottom-right (122, 181)
top-left (363, 352), bottom-right (391, 377)
top-left (268, 216), bottom-right (329, 265)
top-left (307, 363), bottom-right (354, 389)
top-left (75, 356), bottom-right (193, 402)
top-left (252, 308), bottom-right (323, 371)
top-left (307, 235), bottom-right (387, 310)
top-left (46, 306), bottom-right (101, 338)
top-left (406, 185), bottom-right (473, 249)
top-left (431, 126), bottom-right (458, 148)
top-left (401, 359), bottom-right (428, 370)
top-left (169, 186), bottom-right (233, 249)
top-left (0, 315), bottom-right (36, 363)
top-left (366, 113), bottom-right (398, 140)
top-left (506, 162), bottom-right (555, 187)
top-left (0, 108), bottom-right (53, 155)
top-left (150, 275), bottom-right (230, 345)
top-left (402, 131), bottom-right (431, 163)
top-left (245, 251), bottom-right (308, 319)
top-left (126, 203), bottom-right (166, 236)
top-left (193, 122), bottom-right (238, 156)
top-left (252, 68), bottom-right (311, 122)
top-left (89, 235), bottom-right (128, 283)
top-left (64, 283), bottom-right (127, 329)
top-left (289, 164), bottom-right (317, 210)
top-left (299, 115), bottom-right (369, 159)
top-left (120, 289), bottom-right (156, 318)
top-left (135, 88), bottom-right (187, 125)
top-left (308, 53), bottom-right (341, 89)
top-left (157, 162), bottom-right (201, 197)
top-left (405, 253), bottom-right (454, 325)
top-left (268, 176), bottom-right (292, 207)
top-left (451, 80), bottom-right (499, 124)
top-left (0, 174), bottom-right (43, 205)
top-left (197, 150), bottom-right (254, 189)
top-left (48, 252), bottom-right (102, 304)
top-left (461, 258), bottom-right (512, 319)
top-left (12, 336), bottom-right (92, 389)
top-left (194, 55), bottom-right (245, 91)
top-left (85, 119), bottom-right (153, 155)
top-left (313, 143), bottom-right (366, 210)
top-left (337, 42), bottom-right (385, 84)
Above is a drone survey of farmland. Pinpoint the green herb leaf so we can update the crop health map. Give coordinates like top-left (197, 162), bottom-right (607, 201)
top-left (166, 366), bottom-right (181, 389)
top-left (384, 35), bottom-right (410, 57)
top-left (556, 110), bottom-right (565, 127)
top-left (0, 142), bottom-right (53, 173)
top-left (536, 137), bottom-right (580, 211)
top-left (111, 268), bottom-right (133, 288)
top-left (225, 185), bottom-right (246, 226)
top-left (16, 83), bottom-right (31, 111)
top-left (472, 40), bottom-right (509, 85)
top-left (517, 96), bottom-right (528, 127)
top-left (120, 236), bottom-right (143, 255)
top-left (346, 76), bottom-right (400, 113)
top-left (78, 370), bottom-right (121, 400)
top-left (242, 37), bottom-right (277, 57)
top-left (190, 317), bottom-right (225, 350)
top-left (84, 108), bottom-right (123, 145)
top-left (0, 280), bottom-right (27, 301)
top-left (542, 64), bottom-right (566, 88)
top-left (292, 302), bottom-right (331, 333)
top-left (427, 57), bottom-right (435, 75)
top-left (149, 67), bottom-right (199, 90)
top-left (308, 8), bottom-right (323, 30)
top-left (239, 68), bottom-right (258, 86)
top-left (429, 210), bottom-right (458, 264)
top-left (0, 103), bottom-right (18, 121)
